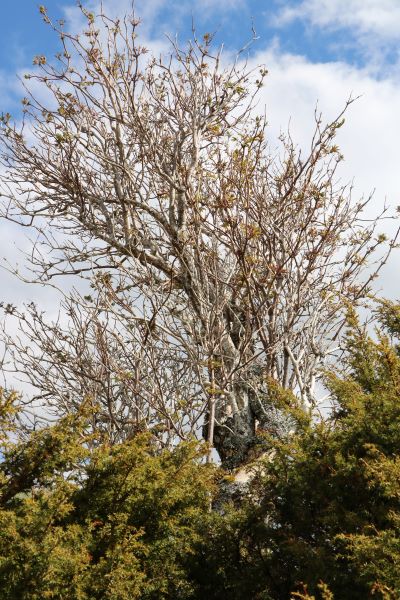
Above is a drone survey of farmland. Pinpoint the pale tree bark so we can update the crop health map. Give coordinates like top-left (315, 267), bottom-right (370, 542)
top-left (0, 7), bottom-right (396, 467)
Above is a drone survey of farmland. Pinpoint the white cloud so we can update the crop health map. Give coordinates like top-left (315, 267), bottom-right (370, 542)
top-left (276, 0), bottom-right (400, 55)
top-left (277, 0), bottom-right (400, 41)
top-left (249, 47), bottom-right (400, 296)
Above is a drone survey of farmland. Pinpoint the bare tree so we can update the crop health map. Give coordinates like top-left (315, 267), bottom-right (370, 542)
top-left (0, 6), bottom-right (394, 466)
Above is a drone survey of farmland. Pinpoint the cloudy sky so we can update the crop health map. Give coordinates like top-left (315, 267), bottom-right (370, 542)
top-left (0, 0), bottom-right (399, 308)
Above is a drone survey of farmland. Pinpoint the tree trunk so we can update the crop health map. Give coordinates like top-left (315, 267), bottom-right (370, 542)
top-left (213, 403), bottom-right (256, 468)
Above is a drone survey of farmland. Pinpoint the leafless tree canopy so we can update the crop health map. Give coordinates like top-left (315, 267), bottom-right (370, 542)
top-left (0, 7), bottom-right (394, 466)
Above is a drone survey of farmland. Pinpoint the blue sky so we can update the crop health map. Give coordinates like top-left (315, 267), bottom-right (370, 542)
top-left (0, 0), bottom-right (399, 304)
top-left (2, 0), bottom-right (400, 93)
top-left (0, 2), bottom-right (62, 77)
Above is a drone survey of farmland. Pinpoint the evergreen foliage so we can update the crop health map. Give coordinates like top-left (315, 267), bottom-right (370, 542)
top-left (0, 302), bottom-right (400, 599)
top-left (0, 403), bottom-right (214, 599)
top-left (196, 303), bottom-right (400, 599)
